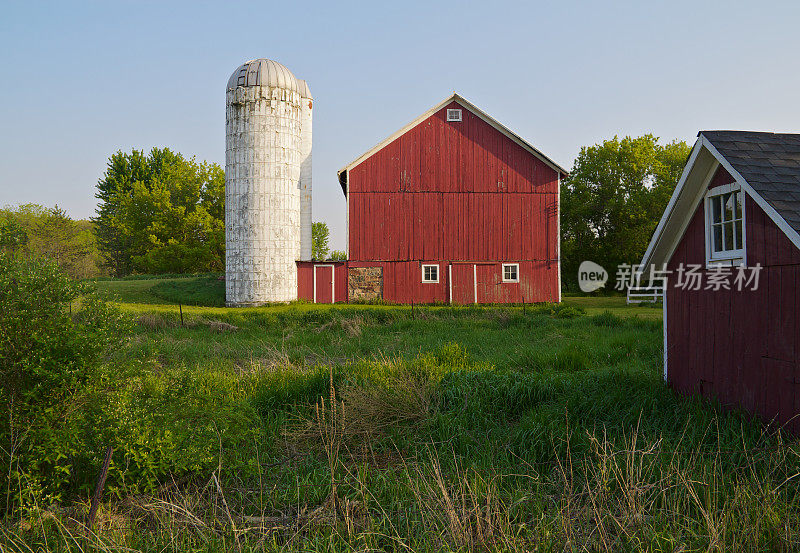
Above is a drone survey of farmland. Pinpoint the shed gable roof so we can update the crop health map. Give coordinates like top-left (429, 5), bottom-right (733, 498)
top-left (702, 131), bottom-right (800, 233)
top-left (640, 130), bottom-right (800, 274)
top-left (337, 93), bottom-right (568, 195)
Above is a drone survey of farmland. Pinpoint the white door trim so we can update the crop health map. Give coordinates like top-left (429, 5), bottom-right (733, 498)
top-left (473, 264), bottom-right (478, 304)
top-left (313, 264), bottom-right (335, 304)
top-left (448, 264), bottom-right (453, 305)
top-left (663, 288), bottom-right (668, 382)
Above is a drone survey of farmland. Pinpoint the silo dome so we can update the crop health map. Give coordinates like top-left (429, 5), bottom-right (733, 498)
top-left (297, 79), bottom-right (313, 99)
top-left (226, 59), bottom-right (300, 92)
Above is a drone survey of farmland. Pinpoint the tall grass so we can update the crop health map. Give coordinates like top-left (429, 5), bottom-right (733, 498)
top-left (3, 304), bottom-right (799, 551)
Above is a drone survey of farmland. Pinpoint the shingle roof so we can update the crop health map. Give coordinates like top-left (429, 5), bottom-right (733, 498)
top-left (701, 130), bottom-right (800, 234)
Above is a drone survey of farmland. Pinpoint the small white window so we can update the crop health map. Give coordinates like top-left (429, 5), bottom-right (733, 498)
top-left (446, 109), bottom-right (462, 122)
top-left (422, 264), bottom-right (439, 283)
top-left (704, 184), bottom-right (744, 266)
top-left (502, 263), bottom-right (519, 283)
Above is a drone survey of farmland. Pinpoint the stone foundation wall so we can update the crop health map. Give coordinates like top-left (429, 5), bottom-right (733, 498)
top-left (348, 267), bottom-right (383, 302)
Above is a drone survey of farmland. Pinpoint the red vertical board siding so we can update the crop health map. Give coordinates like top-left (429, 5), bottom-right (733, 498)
top-left (315, 266), bottom-right (333, 304)
top-left (297, 262), bottom-right (313, 301)
top-left (296, 262), bottom-right (347, 303)
top-left (450, 264), bottom-right (474, 304)
top-left (667, 180), bottom-right (800, 431)
top-left (335, 263), bottom-right (348, 303)
top-left (346, 100), bottom-right (558, 304)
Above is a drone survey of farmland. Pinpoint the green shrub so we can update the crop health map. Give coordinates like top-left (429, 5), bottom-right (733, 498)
top-left (0, 255), bottom-right (128, 408)
top-left (553, 305), bottom-right (583, 319)
top-left (0, 254), bottom-right (129, 512)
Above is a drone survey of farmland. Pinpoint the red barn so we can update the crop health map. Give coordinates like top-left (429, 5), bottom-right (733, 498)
top-left (298, 93), bottom-right (567, 304)
top-left (641, 131), bottom-right (800, 432)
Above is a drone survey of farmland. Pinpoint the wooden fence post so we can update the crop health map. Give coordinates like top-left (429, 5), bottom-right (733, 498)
top-left (87, 445), bottom-right (113, 529)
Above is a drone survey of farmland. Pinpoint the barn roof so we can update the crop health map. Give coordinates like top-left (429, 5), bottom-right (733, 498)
top-left (640, 130), bottom-right (800, 276)
top-left (336, 93), bottom-right (569, 195)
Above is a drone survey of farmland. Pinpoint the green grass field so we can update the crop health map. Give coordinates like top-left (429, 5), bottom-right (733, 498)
top-left (91, 274), bottom-right (662, 318)
top-left (92, 273), bottom-right (226, 306)
top-left (8, 276), bottom-right (798, 552)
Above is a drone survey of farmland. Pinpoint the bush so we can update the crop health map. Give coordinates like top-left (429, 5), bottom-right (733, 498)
top-left (0, 254), bottom-right (129, 512)
top-left (0, 254), bottom-right (128, 411)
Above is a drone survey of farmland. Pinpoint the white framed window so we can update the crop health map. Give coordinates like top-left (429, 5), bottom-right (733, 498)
top-left (422, 264), bottom-right (439, 283)
top-left (502, 263), bottom-right (519, 283)
top-left (446, 109), bottom-right (462, 122)
top-left (704, 184), bottom-right (745, 266)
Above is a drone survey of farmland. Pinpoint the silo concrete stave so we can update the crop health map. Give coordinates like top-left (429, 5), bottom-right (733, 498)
top-left (225, 59), bottom-right (312, 306)
top-left (298, 79), bottom-right (313, 262)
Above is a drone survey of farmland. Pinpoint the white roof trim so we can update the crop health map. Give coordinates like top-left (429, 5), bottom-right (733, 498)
top-left (640, 133), bottom-right (800, 273)
top-left (700, 135), bottom-right (800, 254)
top-left (639, 138), bottom-right (705, 271)
top-left (337, 93), bottom-right (569, 182)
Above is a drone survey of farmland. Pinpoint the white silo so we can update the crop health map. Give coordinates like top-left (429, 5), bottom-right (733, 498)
top-left (225, 59), bottom-right (311, 306)
top-left (298, 80), bottom-right (313, 261)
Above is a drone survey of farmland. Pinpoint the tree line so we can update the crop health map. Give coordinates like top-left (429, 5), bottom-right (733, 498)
top-left (92, 147), bottom-right (342, 276)
top-left (2, 135), bottom-right (690, 286)
top-left (560, 135), bottom-right (690, 290)
top-left (0, 204), bottom-right (103, 279)
top-left (94, 148), bottom-right (225, 276)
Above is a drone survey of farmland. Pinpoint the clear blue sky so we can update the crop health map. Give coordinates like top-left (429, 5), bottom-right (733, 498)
top-left (2, 1), bottom-right (799, 249)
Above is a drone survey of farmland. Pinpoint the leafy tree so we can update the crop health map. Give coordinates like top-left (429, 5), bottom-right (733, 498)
top-left (93, 148), bottom-right (224, 276)
top-left (0, 218), bottom-right (28, 257)
top-left (312, 222), bottom-right (330, 260)
top-left (34, 206), bottom-right (92, 272)
top-left (561, 135), bottom-right (690, 291)
top-left (0, 204), bottom-right (102, 278)
top-left (329, 250), bottom-right (347, 261)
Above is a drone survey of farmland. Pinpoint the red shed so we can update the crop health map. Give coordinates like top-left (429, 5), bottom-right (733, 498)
top-left (299, 93), bottom-right (567, 304)
top-left (641, 131), bottom-right (800, 432)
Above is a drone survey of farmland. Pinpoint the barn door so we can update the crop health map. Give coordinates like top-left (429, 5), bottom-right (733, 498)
top-left (314, 265), bottom-right (334, 304)
top-left (449, 263), bottom-right (475, 305)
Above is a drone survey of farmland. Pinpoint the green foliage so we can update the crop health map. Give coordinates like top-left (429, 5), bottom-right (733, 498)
top-left (0, 204), bottom-right (102, 278)
top-left (0, 254), bottom-right (128, 511)
top-left (92, 364), bottom-right (260, 496)
top-left (93, 148), bottom-right (224, 276)
top-left (329, 249), bottom-right (347, 261)
top-left (0, 255), bottom-right (127, 409)
top-left (311, 221), bottom-right (330, 260)
top-left (561, 135), bottom-right (690, 290)
top-left (0, 218), bottom-right (28, 256)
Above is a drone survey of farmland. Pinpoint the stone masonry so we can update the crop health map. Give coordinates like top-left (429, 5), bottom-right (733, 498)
top-left (348, 267), bottom-right (383, 301)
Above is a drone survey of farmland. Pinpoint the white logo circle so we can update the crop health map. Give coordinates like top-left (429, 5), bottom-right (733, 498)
top-left (578, 261), bottom-right (608, 293)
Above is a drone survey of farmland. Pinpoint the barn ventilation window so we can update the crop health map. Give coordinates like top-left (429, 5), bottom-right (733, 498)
top-left (705, 184), bottom-right (744, 266)
top-left (422, 264), bottom-right (439, 283)
top-left (447, 109), bottom-right (462, 122)
top-left (502, 263), bottom-right (519, 283)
